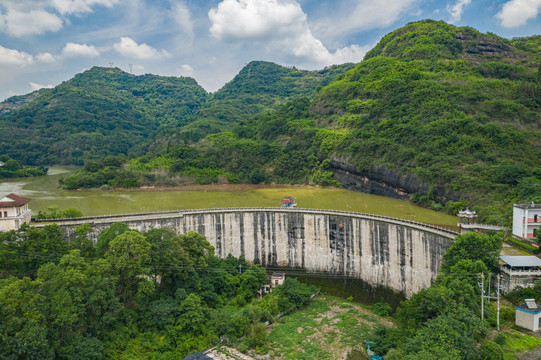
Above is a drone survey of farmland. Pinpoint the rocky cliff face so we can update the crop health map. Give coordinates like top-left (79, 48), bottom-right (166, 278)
top-left (330, 157), bottom-right (461, 202)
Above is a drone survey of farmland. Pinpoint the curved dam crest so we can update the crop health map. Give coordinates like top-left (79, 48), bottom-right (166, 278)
top-left (33, 208), bottom-right (457, 297)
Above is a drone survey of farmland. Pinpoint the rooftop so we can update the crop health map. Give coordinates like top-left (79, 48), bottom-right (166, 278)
top-left (517, 302), bottom-right (541, 314)
top-left (500, 256), bottom-right (541, 267)
top-left (0, 193), bottom-right (31, 208)
top-left (457, 209), bottom-right (477, 218)
top-left (182, 352), bottom-right (213, 360)
top-left (514, 203), bottom-right (541, 210)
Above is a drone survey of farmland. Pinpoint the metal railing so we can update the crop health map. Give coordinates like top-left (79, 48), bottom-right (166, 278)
top-left (32, 207), bottom-right (458, 237)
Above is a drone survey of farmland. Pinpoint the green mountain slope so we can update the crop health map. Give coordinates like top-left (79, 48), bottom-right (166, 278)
top-left (60, 21), bottom-right (540, 222)
top-left (154, 61), bottom-right (355, 146)
top-left (305, 20), bottom-right (540, 220)
top-left (0, 67), bottom-right (208, 165)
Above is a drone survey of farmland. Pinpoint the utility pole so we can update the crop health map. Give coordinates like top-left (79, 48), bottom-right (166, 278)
top-left (479, 273), bottom-right (502, 330)
top-left (488, 275), bottom-right (491, 303)
top-left (480, 273), bottom-right (484, 320)
top-left (497, 274), bottom-right (501, 331)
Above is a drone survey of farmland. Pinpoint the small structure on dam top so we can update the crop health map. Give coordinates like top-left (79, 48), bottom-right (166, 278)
top-left (457, 208), bottom-right (477, 224)
top-left (0, 193), bottom-right (32, 232)
top-left (280, 196), bottom-right (296, 208)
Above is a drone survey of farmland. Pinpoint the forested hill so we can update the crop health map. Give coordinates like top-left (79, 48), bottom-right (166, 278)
top-left (0, 62), bottom-right (353, 164)
top-left (62, 20), bottom-right (540, 223)
top-left (144, 61), bottom-right (355, 151)
top-left (0, 67), bottom-right (208, 165)
top-left (305, 20), bottom-right (540, 221)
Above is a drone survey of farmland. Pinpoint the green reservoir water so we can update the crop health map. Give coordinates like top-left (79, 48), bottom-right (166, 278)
top-left (0, 166), bottom-right (457, 226)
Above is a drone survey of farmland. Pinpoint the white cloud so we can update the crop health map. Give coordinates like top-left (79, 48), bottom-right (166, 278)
top-left (208, 0), bottom-right (367, 68)
top-left (36, 52), bottom-right (56, 63)
top-left (62, 42), bottom-right (100, 57)
top-left (2, 9), bottom-right (63, 37)
top-left (178, 64), bottom-right (194, 77)
top-left (209, 0), bottom-right (306, 41)
top-left (496, 0), bottom-right (541, 27)
top-left (0, 45), bottom-right (34, 65)
top-left (0, 0), bottom-right (120, 37)
top-left (312, 0), bottom-right (418, 42)
top-left (29, 82), bottom-right (54, 91)
top-left (51, 0), bottom-right (120, 15)
top-left (448, 0), bottom-right (471, 23)
top-left (171, 2), bottom-right (193, 36)
top-left (113, 37), bottom-right (170, 59)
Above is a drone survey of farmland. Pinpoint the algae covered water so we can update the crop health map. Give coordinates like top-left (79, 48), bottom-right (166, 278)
top-left (0, 166), bottom-right (457, 227)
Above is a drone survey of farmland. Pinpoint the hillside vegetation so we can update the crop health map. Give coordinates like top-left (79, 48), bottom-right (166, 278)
top-left (0, 62), bottom-right (353, 165)
top-left (0, 67), bottom-right (208, 165)
top-left (3, 20), bottom-right (541, 222)
top-left (0, 224), bottom-right (316, 359)
top-left (63, 21), bottom-right (540, 223)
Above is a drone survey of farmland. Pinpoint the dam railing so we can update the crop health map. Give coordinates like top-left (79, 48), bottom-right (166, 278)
top-left (32, 207), bottom-right (458, 238)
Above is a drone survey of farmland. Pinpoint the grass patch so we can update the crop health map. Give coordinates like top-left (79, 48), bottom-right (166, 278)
top-left (266, 294), bottom-right (393, 359)
top-left (503, 330), bottom-right (541, 351)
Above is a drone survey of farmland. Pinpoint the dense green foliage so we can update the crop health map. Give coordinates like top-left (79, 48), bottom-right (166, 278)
top-left (0, 155), bottom-right (48, 178)
top-left (157, 61), bottom-right (355, 145)
top-left (0, 67), bottom-right (208, 165)
top-left (0, 224), bottom-right (316, 359)
top-left (0, 62), bottom-right (353, 166)
top-left (33, 205), bottom-right (84, 220)
top-left (370, 232), bottom-right (502, 359)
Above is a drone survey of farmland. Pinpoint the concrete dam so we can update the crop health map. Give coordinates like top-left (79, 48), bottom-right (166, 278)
top-left (33, 208), bottom-right (457, 297)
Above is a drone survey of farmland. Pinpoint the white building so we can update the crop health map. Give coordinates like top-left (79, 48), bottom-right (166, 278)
top-left (513, 203), bottom-right (541, 240)
top-left (516, 299), bottom-right (541, 331)
top-left (0, 193), bottom-right (32, 232)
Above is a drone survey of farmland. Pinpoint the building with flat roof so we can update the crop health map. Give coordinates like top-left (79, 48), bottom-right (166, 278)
top-left (516, 299), bottom-right (541, 331)
top-left (0, 193), bottom-right (32, 232)
top-left (500, 256), bottom-right (541, 293)
top-left (513, 203), bottom-right (541, 240)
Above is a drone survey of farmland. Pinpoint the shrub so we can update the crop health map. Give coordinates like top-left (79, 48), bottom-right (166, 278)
top-left (480, 341), bottom-right (503, 360)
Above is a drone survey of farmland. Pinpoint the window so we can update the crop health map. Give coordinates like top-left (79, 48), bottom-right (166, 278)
top-left (535, 214), bottom-right (538, 223)
top-left (3, 211), bottom-right (6, 217)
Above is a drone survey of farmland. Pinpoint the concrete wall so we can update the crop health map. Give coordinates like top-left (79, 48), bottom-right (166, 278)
top-left (33, 208), bottom-right (456, 297)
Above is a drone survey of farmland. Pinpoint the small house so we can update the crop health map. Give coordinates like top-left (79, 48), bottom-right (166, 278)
top-left (0, 193), bottom-right (32, 232)
top-left (0, 161), bottom-right (4, 167)
top-left (516, 299), bottom-right (541, 331)
top-left (500, 256), bottom-right (541, 293)
top-left (270, 272), bottom-right (285, 287)
top-left (513, 203), bottom-right (541, 240)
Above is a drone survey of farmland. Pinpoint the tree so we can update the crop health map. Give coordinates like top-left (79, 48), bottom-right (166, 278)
top-left (441, 232), bottom-right (502, 272)
top-left (178, 231), bottom-right (214, 267)
top-left (145, 228), bottom-right (192, 292)
top-left (176, 293), bottom-right (209, 335)
top-left (70, 224), bottom-right (95, 259)
top-left (0, 277), bottom-right (54, 359)
top-left (106, 230), bottom-right (152, 307)
top-left (96, 222), bottom-right (129, 257)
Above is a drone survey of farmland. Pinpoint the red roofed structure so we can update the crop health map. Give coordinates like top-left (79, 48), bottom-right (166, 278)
top-left (0, 193), bottom-right (32, 232)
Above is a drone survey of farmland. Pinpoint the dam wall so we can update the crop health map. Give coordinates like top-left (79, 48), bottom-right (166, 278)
top-left (33, 208), bottom-right (456, 297)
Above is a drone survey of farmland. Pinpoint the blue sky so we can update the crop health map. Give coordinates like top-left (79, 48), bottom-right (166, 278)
top-left (0, 0), bottom-right (539, 101)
